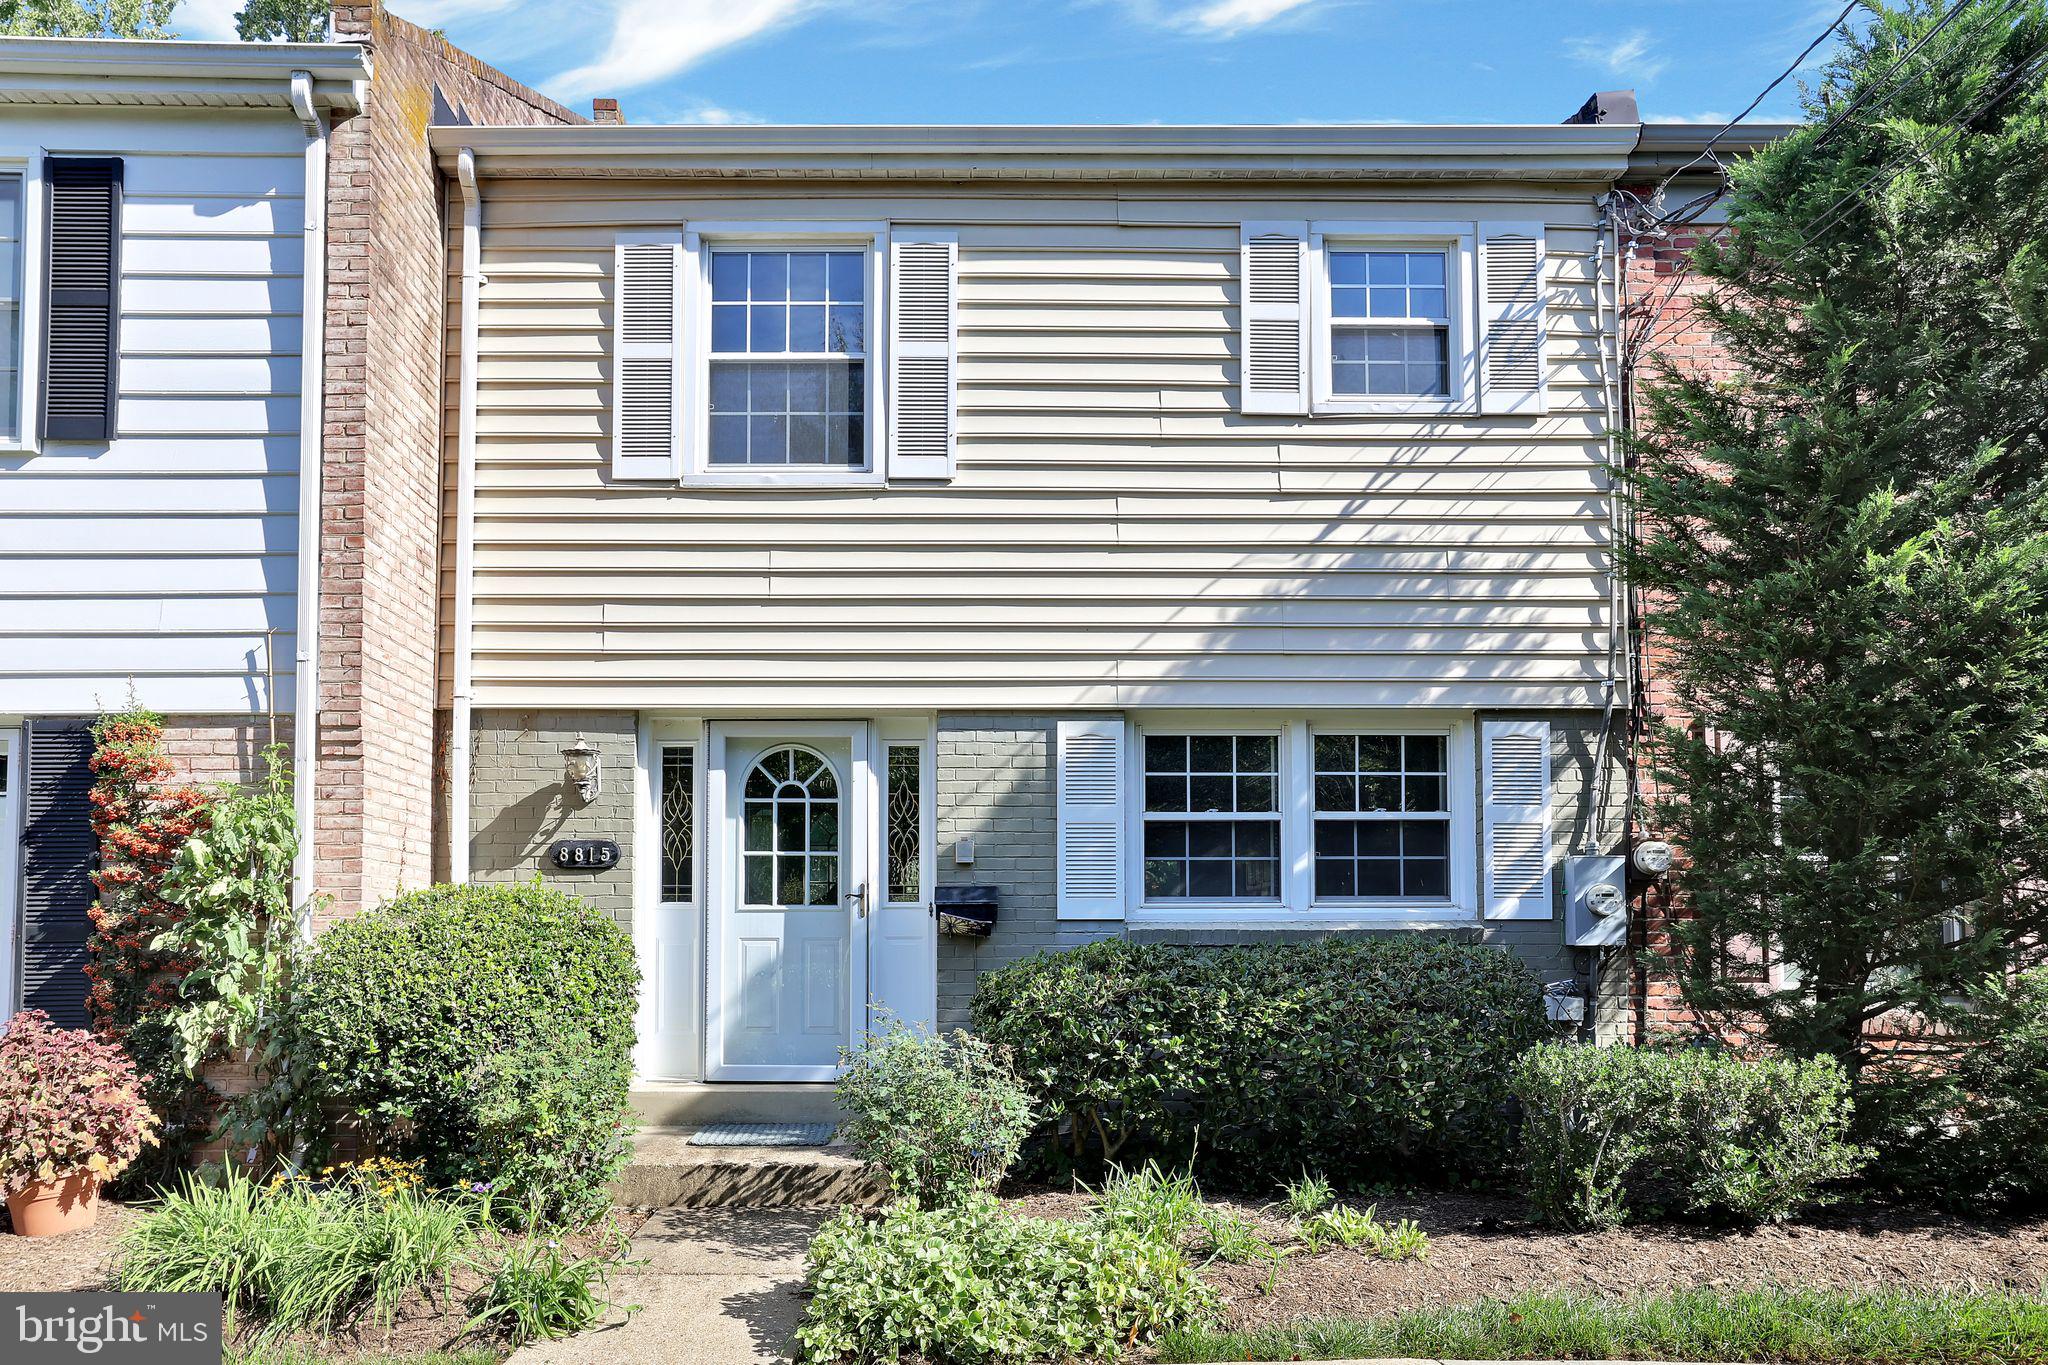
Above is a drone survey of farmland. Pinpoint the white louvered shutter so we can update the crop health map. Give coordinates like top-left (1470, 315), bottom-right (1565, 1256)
top-left (1483, 719), bottom-right (1554, 919)
top-left (612, 229), bottom-right (683, 481)
top-left (1056, 718), bottom-right (1126, 920)
top-left (1478, 221), bottom-right (1548, 416)
top-left (1239, 221), bottom-right (1308, 415)
top-left (888, 229), bottom-right (957, 480)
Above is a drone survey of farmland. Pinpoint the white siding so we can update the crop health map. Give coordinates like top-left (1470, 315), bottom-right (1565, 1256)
top-left (0, 109), bottom-right (304, 715)
top-left (448, 182), bottom-right (1615, 711)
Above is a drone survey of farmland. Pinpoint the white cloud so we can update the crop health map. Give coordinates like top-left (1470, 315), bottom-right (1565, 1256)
top-left (1108, 0), bottom-right (1324, 37)
top-left (172, 0), bottom-right (241, 41)
top-left (673, 101), bottom-right (766, 125)
top-left (1563, 29), bottom-right (1670, 84)
top-left (550, 0), bottom-right (833, 99)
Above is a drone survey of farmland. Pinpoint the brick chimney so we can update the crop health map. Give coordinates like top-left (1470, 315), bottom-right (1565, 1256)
top-left (592, 98), bottom-right (626, 125)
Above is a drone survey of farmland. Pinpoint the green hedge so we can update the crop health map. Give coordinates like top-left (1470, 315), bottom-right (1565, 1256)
top-left (1509, 1042), bottom-right (1867, 1228)
top-left (292, 882), bottom-right (639, 1222)
top-left (968, 937), bottom-right (1546, 1186)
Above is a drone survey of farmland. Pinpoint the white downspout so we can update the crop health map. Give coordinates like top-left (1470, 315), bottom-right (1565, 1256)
top-left (289, 71), bottom-right (326, 927)
top-left (450, 148), bottom-right (480, 884)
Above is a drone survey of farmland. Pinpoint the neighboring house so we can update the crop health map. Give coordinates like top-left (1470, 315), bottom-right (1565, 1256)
top-left (425, 110), bottom-right (1729, 1094)
top-left (0, 38), bottom-right (369, 1027)
top-left (0, 3), bottom-right (576, 1028)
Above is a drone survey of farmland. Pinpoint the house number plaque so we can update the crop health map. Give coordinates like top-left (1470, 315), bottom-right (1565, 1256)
top-left (548, 838), bottom-right (620, 871)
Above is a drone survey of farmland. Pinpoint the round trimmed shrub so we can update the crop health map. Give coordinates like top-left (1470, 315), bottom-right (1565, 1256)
top-left (292, 882), bottom-right (638, 1220)
top-left (969, 936), bottom-right (1546, 1187)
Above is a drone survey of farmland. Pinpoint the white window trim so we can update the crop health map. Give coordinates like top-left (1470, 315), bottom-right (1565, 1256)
top-left (0, 150), bottom-right (44, 456)
top-left (1124, 711), bottom-right (1478, 925)
top-left (1308, 220), bottom-right (1477, 419)
top-left (682, 221), bottom-right (888, 487)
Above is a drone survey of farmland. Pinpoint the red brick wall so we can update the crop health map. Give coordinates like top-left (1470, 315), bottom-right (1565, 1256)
top-left (159, 717), bottom-right (273, 790)
top-left (315, 2), bottom-right (579, 925)
top-left (1617, 184), bottom-right (1740, 1041)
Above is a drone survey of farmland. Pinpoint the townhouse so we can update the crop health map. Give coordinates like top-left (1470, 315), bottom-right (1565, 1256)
top-left (0, 38), bottom-right (368, 1025)
top-left (425, 112), bottom-right (1695, 1095)
top-left (0, 3), bottom-right (574, 1028)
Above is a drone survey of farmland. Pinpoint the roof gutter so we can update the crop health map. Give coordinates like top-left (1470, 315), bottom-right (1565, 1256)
top-left (449, 147), bottom-right (480, 886)
top-left (289, 70), bottom-right (326, 930)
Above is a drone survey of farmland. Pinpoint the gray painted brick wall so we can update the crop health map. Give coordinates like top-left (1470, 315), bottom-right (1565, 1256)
top-left (935, 715), bottom-right (1121, 1029)
top-left (461, 708), bottom-right (1629, 1040)
top-left (468, 710), bottom-right (636, 925)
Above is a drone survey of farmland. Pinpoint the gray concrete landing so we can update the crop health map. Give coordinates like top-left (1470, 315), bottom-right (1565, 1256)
top-left (612, 1127), bottom-right (887, 1209)
top-left (512, 1207), bottom-right (827, 1365)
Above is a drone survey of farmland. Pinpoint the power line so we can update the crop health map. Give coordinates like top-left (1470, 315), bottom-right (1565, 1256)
top-left (1650, 0), bottom-right (1860, 200)
top-left (1625, 2), bottom-right (2043, 364)
top-left (1806, 0), bottom-right (1984, 152)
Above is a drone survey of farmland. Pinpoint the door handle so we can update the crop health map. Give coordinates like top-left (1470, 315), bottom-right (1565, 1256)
top-left (850, 881), bottom-right (869, 918)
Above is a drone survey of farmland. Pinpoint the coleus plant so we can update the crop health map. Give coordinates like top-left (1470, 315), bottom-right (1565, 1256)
top-left (0, 1010), bottom-right (161, 1197)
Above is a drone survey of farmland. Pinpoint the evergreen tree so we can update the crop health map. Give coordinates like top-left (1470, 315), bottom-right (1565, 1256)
top-left (233, 0), bottom-right (327, 43)
top-left (0, 0), bottom-right (175, 37)
top-left (1622, 0), bottom-right (2048, 1077)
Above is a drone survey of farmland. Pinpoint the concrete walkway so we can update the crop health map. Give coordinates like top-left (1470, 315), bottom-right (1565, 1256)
top-left (512, 1206), bottom-right (827, 1365)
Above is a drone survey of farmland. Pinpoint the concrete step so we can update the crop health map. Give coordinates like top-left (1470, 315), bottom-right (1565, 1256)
top-left (631, 1082), bottom-right (845, 1128)
top-left (614, 1127), bottom-right (887, 1210)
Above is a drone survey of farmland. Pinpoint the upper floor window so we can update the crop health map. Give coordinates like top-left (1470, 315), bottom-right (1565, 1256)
top-left (1329, 249), bottom-right (1449, 398)
top-left (708, 248), bottom-right (867, 469)
top-left (1311, 225), bottom-right (1473, 416)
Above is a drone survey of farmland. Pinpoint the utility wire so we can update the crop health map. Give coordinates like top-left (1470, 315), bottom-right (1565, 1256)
top-left (1626, 2), bottom-right (2042, 363)
top-left (1650, 0), bottom-right (1860, 201)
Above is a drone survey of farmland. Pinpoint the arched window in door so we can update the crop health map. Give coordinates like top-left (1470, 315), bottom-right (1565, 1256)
top-left (742, 746), bottom-right (841, 907)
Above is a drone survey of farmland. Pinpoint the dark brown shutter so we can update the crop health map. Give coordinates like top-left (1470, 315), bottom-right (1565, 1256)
top-left (42, 157), bottom-right (122, 443)
top-left (20, 720), bottom-right (95, 1027)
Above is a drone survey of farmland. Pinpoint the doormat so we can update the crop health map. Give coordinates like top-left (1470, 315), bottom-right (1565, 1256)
top-left (687, 1122), bottom-right (838, 1147)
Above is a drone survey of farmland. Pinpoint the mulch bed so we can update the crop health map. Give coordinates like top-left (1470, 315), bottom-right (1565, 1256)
top-left (1007, 1188), bottom-right (2048, 1334)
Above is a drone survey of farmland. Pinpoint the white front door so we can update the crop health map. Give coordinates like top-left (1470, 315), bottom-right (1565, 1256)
top-left (707, 723), bottom-right (872, 1080)
top-left (0, 729), bottom-right (18, 1021)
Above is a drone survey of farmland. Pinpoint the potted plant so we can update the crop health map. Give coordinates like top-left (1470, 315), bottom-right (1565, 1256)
top-left (0, 1010), bottom-right (160, 1236)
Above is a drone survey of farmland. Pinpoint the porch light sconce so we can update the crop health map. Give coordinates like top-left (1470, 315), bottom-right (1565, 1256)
top-left (562, 736), bottom-right (602, 803)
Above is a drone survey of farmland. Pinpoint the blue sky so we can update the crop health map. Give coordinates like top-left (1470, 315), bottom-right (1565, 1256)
top-left (174, 0), bottom-right (1851, 127)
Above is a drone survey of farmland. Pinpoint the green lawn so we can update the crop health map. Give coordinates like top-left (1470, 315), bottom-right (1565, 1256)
top-left (1158, 1288), bottom-right (2048, 1364)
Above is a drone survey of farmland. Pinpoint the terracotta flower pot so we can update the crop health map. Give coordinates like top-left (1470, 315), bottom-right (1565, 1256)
top-left (6, 1173), bottom-right (99, 1237)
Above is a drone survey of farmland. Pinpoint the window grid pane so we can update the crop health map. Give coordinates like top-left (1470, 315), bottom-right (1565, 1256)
top-left (1143, 733), bottom-right (1281, 901)
top-left (741, 745), bottom-right (841, 907)
top-left (1313, 732), bottom-right (1452, 900)
top-left (659, 745), bottom-right (696, 903)
top-left (1329, 247), bottom-right (1450, 399)
top-left (707, 247), bottom-right (866, 468)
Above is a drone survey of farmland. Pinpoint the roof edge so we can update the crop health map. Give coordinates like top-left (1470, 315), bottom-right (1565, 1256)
top-left (429, 121), bottom-right (1643, 181)
top-left (0, 36), bottom-right (370, 111)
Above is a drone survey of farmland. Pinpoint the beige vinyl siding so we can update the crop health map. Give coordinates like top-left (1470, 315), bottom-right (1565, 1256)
top-left (445, 182), bottom-right (1615, 711)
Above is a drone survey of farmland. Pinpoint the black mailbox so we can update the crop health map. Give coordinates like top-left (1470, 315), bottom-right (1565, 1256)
top-left (935, 885), bottom-right (999, 938)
